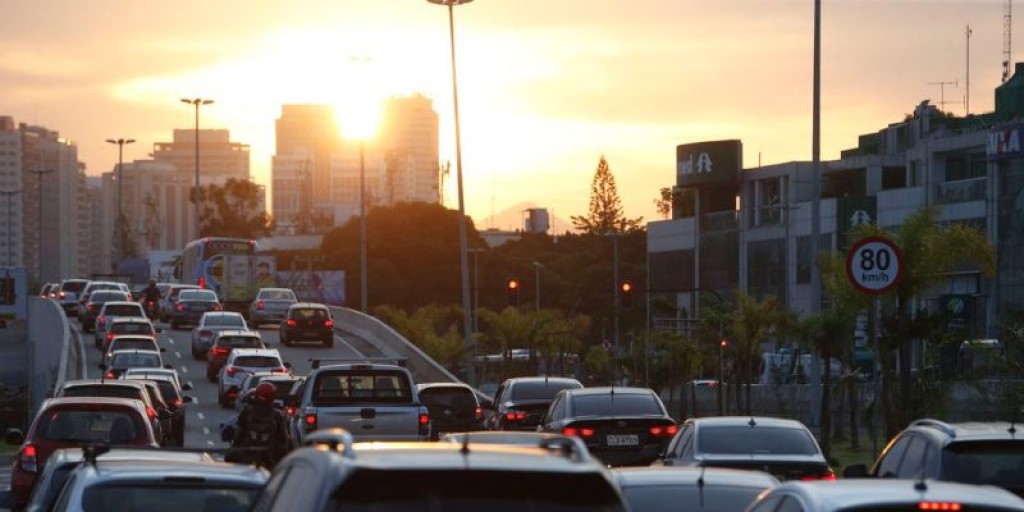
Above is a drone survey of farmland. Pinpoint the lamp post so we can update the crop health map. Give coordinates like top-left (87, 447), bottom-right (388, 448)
top-left (468, 247), bottom-right (485, 332)
top-left (532, 261), bottom-right (543, 311)
top-left (359, 140), bottom-right (368, 313)
top-left (0, 189), bottom-right (20, 266)
top-left (427, 0), bottom-right (475, 385)
top-left (28, 168), bottom-right (53, 283)
top-left (180, 98), bottom-right (214, 239)
top-left (808, 0), bottom-right (824, 427)
top-left (106, 138), bottom-right (135, 268)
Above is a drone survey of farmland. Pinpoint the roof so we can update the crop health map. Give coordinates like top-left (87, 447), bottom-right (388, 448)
top-left (772, 479), bottom-right (1024, 510)
top-left (347, 442), bottom-right (602, 473)
top-left (230, 348), bottom-right (281, 358)
top-left (69, 459), bottom-right (268, 486)
top-left (41, 396), bottom-right (149, 411)
top-left (507, 376), bottom-right (581, 385)
top-left (289, 302), bottom-right (330, 309)
top-left (612, 466), bottom-right (779, 489)
top-left (108, 349), bottom-right (162, 356)
top-left (909, 419), bottom-right (1024, 442)
top-left (564, 386), bottom-right (654, 397)
top-left (687, 416), bottom-right (811, 429)
top-left (62, 379), bottom-right (147, 389)
top-left (216, 329), bottom-right (261, 338)
top-left (417, 382), bottom-right (474, 391)
top-left (440, 432), bottom-right (574, 446)
top-left (48, 447), bottom-right (212, 465)
top-left (108, 316), bottom-right (151, 324)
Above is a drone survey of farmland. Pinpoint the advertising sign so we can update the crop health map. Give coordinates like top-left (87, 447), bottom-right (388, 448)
top-left (940, 294), bottom-right (974, 332)
top-left (676, 140), bottom-right (742, 187)
top-left (988, 123), bottom-right (1024, 160)
top-left (274, 270), bottom-right (346, 306)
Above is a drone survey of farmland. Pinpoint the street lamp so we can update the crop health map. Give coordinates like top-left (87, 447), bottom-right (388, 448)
top-left (532, 261), bottom-right (543, 311)
top-left (427, 0), bottom-right (475, 385)
top-left (106, 138), bottom-right (135, 269)
top-left (28, 168), bottom-right (53, 283)
top-left (0, 189), bottom-right (20, 266)
top-left (180, 98), bottom-right (214, 239)
top-left (359, 139), bottom-right (368, 313)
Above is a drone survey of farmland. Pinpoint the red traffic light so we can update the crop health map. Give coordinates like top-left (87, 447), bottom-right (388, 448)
top-left (620, 281), bottom-right (633, 293)
top-left (507, 278), bottom-right (520, 290)
top-left (720, 339), bottom-right (729, 348)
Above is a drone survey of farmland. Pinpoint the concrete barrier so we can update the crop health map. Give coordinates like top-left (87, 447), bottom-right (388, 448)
top-left (26, 298), bottom-right (71, 415)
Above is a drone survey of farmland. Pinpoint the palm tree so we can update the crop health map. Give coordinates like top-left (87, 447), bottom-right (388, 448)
top-left (726, 290), bottom-right (795, 415)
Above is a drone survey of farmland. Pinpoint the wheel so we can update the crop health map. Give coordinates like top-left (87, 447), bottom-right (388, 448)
top-left (94, 338), bottom-right (101, 350)
top-left (192, 346), bottom-right (203, 361)
top-left (280, 332), bottom-right (289, 347)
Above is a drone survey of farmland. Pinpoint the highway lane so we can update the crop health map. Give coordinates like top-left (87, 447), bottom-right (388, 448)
top-left (71, 315), bottom-right (367, 449)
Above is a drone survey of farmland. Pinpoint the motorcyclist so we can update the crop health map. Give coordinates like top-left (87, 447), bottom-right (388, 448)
top-left (228, 382), bottom-right (288, 468)
top-left (141, 279), bottom-right (160, 318)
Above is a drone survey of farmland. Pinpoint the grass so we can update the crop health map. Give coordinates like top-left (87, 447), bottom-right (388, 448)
top-left (826, 432), bottom-right (880, 474)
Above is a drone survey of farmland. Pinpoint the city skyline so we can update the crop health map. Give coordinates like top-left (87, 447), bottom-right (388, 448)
top-left (0, 0), bottom-right (1010, 229)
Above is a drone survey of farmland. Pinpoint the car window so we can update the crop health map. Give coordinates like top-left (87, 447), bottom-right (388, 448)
top-left (876, 436), bottom-right (912, 477)
top-left (80, 485), bottom-right (259, 512)
top-left (207, 315), bottom-right (246, 327)
top-left (111, 353), bottom-right (161, 368)
top-left (36, 408), bottom-right (148, 443)
top-left (509, 380), bottom-right (581, 401)
top-left (696, 426), bottom-right (820, 456)
top-left (104, 305), bottom-right (144, 317)
top-left (91, 291), bottom-right (128, 302)
top-left (571, 393), bottom-right (663, 417)
top-left (942, 440), bottom-right (1024, 488)
top-left (111, 323), bottom-right (154, 335)
top-left (313, 371), bottom-right (412, 404)
top-left (419, 387), bottom-right (476, 408)
top-left (181, 291), bottom-right (218, 301)
top-left (775, 495), bottom-right (805, 512)
top-left (290, 308), bottom-right (328, 319)
top-left (61, 386), bottom-right (144, 401)
top-left (110, 339), bottom-right (158, 351)
top-left (262, 290), bottom-right (296, 301)
top-left (897, 436), bottom-right (926, 479)
top-left (234, 356), bottom-right (281, 368)
top-left (219, 336), bottom-right (264, 348)
top-left (140, 379), bottom-right (180, 403)
top-left (61, 281), bottom-right (88, 292)
top-left (621, 483), bottom-right (767, 512)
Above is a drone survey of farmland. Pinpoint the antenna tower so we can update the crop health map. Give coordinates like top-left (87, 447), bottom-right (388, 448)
top-left (966, 24), bottom-right (973, 115)
top-left (438, 160), bottom-right (451, 206)
top-left (927, 81), bottom-right (959, 111)
top-left (1005, 0), bottom-right (1014, 83)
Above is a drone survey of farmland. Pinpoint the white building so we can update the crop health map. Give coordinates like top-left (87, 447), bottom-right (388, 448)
top-left (0, 117), bottom-right (23, 268)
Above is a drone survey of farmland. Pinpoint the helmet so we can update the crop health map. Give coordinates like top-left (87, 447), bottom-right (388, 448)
top-left (253, 382), bottom-right (276, 403)
top-left (148, 278), bottom-right (157, 285)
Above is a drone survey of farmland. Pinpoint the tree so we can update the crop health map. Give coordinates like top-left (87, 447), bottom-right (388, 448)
top-left (191, 178), bottom-right (275, 239)
top-left (571, 156), bottom-right (643, 234)
top-left (374, 304), bottom-right (465, 370)
top-left (653, 187), bottom-right (694, 220)
top-left (724, 290), bottom-right (794, 415)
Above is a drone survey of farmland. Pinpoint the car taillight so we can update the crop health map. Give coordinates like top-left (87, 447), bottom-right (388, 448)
top-left (286, 406), bottom-right (296, 416)
top-left (105, 371), bottom-right (115, 379)
top-left (666, 424), bottom-right (678, 436)
top-left (286, 319), bottom-right (296, 327)
top-left (226, 366), bottom-right (239, 377)
top-left (176, 304), bottom-right (185, 311)
top-left (419, 412), bottom-right (430, 436)
top-left (918, 503), bottom-right (961, 511)
top-left (504, 410), bottom-right (527, 422)
top-left (146, 407), bottom-right (156, 419)
top-left (801, 470), bottom-right (837, 481)
top-left (273, 367), bottom-right (288, 374)
top-left (304, 413), bottom-right (317, 431)
top-left (580, 428), bottom-right (595, 438)
top-left (106, 332), bottom-right (115, 341)
top-left (562, 427), bottom-right (578, 437)
top-left (198, 276), bottom-right (206, 289)
top-left (172, 398), bottom-right (183, 408)
top-left (649, 424), bottom-right (679, 437)
top-left (59, 291), bottom-right (66, 299)
top-left (256, 301), bottom-right (265, 310)
top-left (97, 315), bottom-right (105, 325)
top-left (212, 347), bottom-right (228, 357)
top-left (324, 320), bottom-right (334, 328)
top-left (19, 444), bottom-right (38, 473)
top-left (649, 426), bottom-right (664, 436)
top-left (212, 305), bottom-right (222, 311)
top-left (419, 413), bottom-right (429, 425)
top-left (475, 407), bottom-right (482, 420)
top-left (87, 304), bottom-right (94, 312)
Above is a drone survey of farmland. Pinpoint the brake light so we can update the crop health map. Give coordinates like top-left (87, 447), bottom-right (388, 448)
top-left (146, 407), bottom-right (156, 419)
top-left (176, 304), bottom-right (185, 311)
top-left (649, 426), bottom-right (664, 436)
top-left (304, 413), bottom-right (317, 430)
top-left (211, 347), bottom-right (229, 357)
top-left (287, 319), bottom-right (296, 327)
top-left (801, 470), bottom-right (837, 481)
top-left (198, 276), bottom-right (206, 289)
top-left (212, 305), bottom-right (222, 311)
top-left (172, 398), bottom-right (183, 408)
top-left (19, 444), bottom-right (38, 473)
top-left (105, 371), bottom-right (115, 379)
top-left (324, 320), bottom-right (334, 328)
top-left (59, 291), bottom-right (66, 299)
top-left (256, 301), bottom-right (265, 310)
top-left (562, 427), bottom-right (578, 437)
top-left (226, 366), bottom-right (239, 377)
top-left (666, 424), bottom-right (678, 436)
top-left (919, 503), bottom-right (961, 511)
top-left (106, 332), bottom-right (115, 341)
top-left (580, 428), bottom-right (595, 438)
top-left (286, 406), bottom-right (296, 416)
top-left (273, 367), bottom-right (288, 374)
top-left (504, 410), bottom-right (527, 422)
top-left (87, 304), bottom-right (94, 312)
top-left (97, 315), bottom-right (105, 326)
top-left (419, 412), bottom-right (430, 437)
top-left (419, 413), bottom-right (430, 425)
top-left (475, 407), bottom-right (482, 420)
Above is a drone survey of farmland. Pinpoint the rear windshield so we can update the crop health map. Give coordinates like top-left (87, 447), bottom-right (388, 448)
top-left (261, 290), bottom-right (296, 301)
top-left (169, 287), bottom-right (198, 298)
top-left (218, 336), bottom-right (263, 348)
top-left (313, 371), bottom-right (412, 404)
top-left (180, 291), bottom-right (218, 302)
top-left (61, 386), bottom-right (144, 401)
top-left (127, 379), bottom-right (179, 403)
top-left (205, 315), bottom-right (246, 327)
top-left (110, 339), bottom-right (157, 351)
top-left (621, 484), bottom-right (767, 512)
top-left (111, 323), bottom-right (154, 335)
top-left (329, 470), bottom-right (624, 512)
top-left (420, 387), bottom-right (476, 408)
top-left (510, 381), bottom-right (581, 401)
top-left (88, 283), bottom-right (120, 293)
top-left (943, 440), bottom-right (1024, 490)
top-left (291, 308), bottom-right (328, 320)
top-left (61, 281), bottom-right (88, 292)
top-left (110, 353), bottom-right (162, 368)
top-left (697, 426), bottom-right (819, 455)
top-left (81, 487), bottom-right (259, 512)
top-left (104, 305), bottom-right (144, 317)
top-left (91, 292), bottom-right (128, 303)
top-left (233, 356), bottom-right (280, 368)
top-left (35, 408), bottom-right (148, 443)
top-left (572, 393), bottom-right (663, 417)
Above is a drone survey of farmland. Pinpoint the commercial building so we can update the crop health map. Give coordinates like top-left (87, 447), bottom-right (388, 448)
top-left (151, 129), bottom-right (250, 183)
top-left (0, 118), bottom-right (23, 268)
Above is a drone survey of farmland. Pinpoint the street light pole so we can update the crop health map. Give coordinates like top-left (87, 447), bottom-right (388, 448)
top-left (359, 140), bottom-right (368, 313)
top-left (0, 189), bottom-right (20, 266)
top-left (180, 98), bottom-right (214, 239)
top-left (532, 261), bottom-right (543, 311)
top-left (28, 169), bottom-right (53, 283)
top-left (106, 138), bottom-right (135, 269)
top-left (427, 0), bottom-right (475, 386)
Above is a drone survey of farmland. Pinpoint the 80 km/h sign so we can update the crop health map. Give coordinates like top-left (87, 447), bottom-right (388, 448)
top-left (845, 236), bottom-right (904, 295)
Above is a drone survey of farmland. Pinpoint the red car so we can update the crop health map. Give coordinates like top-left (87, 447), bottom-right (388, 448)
top-left (4, 397), bottom-right (158, 507)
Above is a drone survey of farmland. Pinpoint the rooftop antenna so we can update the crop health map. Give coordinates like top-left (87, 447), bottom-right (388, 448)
top-left (927, 81), bottom-right (959, 112)
top-left (438, 160), bottom-right (450, 207)
top-left (1005, 0), bottom-right (1014, 83)
top-left (966, 24), bottom-right (973, 115)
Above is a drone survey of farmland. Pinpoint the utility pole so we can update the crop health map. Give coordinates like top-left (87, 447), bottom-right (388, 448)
top-left (966, 24), bottom-right (973, 115)
top-left (1004, 0), bottom-right (1014, 83)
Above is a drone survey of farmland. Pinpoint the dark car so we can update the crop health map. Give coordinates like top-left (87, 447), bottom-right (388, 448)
top-left (102, 349), bottom-right (168, 379)
top-left (613, 466), bottom-right (778, 512)
top-left (160, 284), bottom-right (200, 321)
top-left (80, 290), bottom-right (130, 333)
top-left (249, 288), bottom-right (298, 327)
top-left (279, 302), bottom-right (334, 347)
top-left (417, 382), bottom-right (483, 437)
top-left (655, 416), bottom-right (834, 481)
top-left (170, 289), bottom-right (222, 329)
top-left (207, 330), bottom-right (265, 382)
top-left (488, 376), bottom-right (584, 431)
top-left (843, 418), bottom-right (1024, 497)
top-left (123, 373), bottom-right (194, 447)
top-left (538, 386), bottom-right (677, 467)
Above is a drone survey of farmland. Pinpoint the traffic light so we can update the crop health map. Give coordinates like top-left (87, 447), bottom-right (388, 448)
top-left (506, 277), bottom-right (520, 306)
top-left (619, 280), bottom-right (633, 309)
top-left (720, 338), bottom-right (729, 349)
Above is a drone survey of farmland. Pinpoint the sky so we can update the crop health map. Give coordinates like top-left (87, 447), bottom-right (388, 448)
top-left (0, 0), bottom-right (1010, 231)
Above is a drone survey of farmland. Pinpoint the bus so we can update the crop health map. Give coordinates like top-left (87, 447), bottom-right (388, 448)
top-left (176, 237), bottom-right (260, 313)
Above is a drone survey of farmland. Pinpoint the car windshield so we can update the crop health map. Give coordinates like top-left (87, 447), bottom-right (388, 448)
top-left (61, 386), bottom-right (143, 401)
top-left (111, 353), bottom-right (161, 368)
top-left (261, 290), bottom-right (296, 301)
top-left (62, 281), bottom-right (88, 292)
top-left (110, 339), bottom-right (157, 351)
top-left (313, 371), bottom-right (411, 404)
top-left (510, 381), bottom-right (581, 401)
top-left (233, 356), bottom-right (280, 368)
top-left (621, 483), bottom-right (767, 512)
top-left (420, 387), bottom-right (476, 409)
top-left (35, 408), bottom-right (147, 443)
top-left (206, 315), bottom-right (245, 327)
top-left (180, 291), bottom-right (218, 302)
top-left (218, 336), bottom-right (263, 348)
top-left (104, 305), bottom-right (143, 317)
top-left (81, 487), bottom-right (259, 512)
top-left (698, 426), bottom-right (819, 455)
top-left (290, 308), bottom-right (328, 320)
top-left (943, 441), bottom-right (1024, 490)
top-left (111, 324), bottom-right (153, 335)
top-left (571, 393), bottom-right (663, 417)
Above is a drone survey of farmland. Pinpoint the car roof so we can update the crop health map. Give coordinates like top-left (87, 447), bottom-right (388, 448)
top-left (564, 386), bottom-right (653, 397)
top-left (612, 466), bottom-right (779, 488)
top-left (109, 349), bottom-right (162, 356)
top-left (216, 329), bottom-right (260, 338)
top-left (289, 302), bottom-right (329, 309)
top-left (440, 431), bottom-right (574, 446)
top-left (346, 442), bottom-right (603, 473)
top-left (101, 301), bottom-right (144, 308)
top-left (123, 368), bottom-right (179, 380)
top-left (48, 447), bottom-right (212, 464)
top-left (230, 348), bottom-right (281, 358)
top-left (109, 335), bottom-right (158, 342)
top-left (417, 382), bottom-right (474, 391)
top-left (123, 373), bottom-right (175, 383)
top-left (769, 479), bottom-right (1024, 509)
top-left (41, 396), bottom-right (148, 410)
top-left (61, 380), bottom-right (147, 390)
top-left (203, 311), bottom-right (244, 319)
top-left (507, 376), bottom-right (582, 386)
top-left (109, 316), bottom-right (152, 324)
top-left (68, 459), bottom-right (268, 485)
top-left (906, 419), bottom-right (1024, 443)
top-left (258, 288), bottom-right (294, 293)
top-left (687, 416), bottom-right (812, 429)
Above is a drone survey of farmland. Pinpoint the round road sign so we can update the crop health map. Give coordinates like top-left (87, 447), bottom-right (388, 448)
top-left (845, 236), bottom-right (904, 295)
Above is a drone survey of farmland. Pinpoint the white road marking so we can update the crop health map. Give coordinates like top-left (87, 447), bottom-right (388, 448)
top-left (197, 412), bottom-right (205, 420)
top-left (206, 440), bottom-right (215, 446)
top-left (180, 366), bottom-right (188, 373)
top-left (175, 352), bottom-right (182, 359)
top-left (203, 427), bottom-right (211, 435)
top-left (167, 338), bottom-right (175, 345)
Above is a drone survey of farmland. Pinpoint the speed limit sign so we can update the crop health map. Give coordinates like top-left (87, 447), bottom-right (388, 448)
top-left (845, 236), bottom-right (904, 295)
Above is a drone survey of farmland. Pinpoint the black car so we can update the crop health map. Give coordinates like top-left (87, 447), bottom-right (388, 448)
top-left (844, 418), bottom-right (1024, 497)
top-left (538, 386), bottom-right (677, 467)
top-left (80, 290), bottom-right (130, 333)
top-left (417, 383), bottom-right (483, 438)
top-left (488, 376), bottom-right (583, 431)
top-left (170, 289), bottom-right (222, 329)
top-left (123, 372), bottom-right (194, 447)
top-left (280, 303), bottom-right (334, 347)
top-left (655, 416), bottom-right (835, 481)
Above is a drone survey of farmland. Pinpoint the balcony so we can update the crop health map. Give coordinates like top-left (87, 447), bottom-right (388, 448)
top-left (934, 178), bottom-right (986, 204)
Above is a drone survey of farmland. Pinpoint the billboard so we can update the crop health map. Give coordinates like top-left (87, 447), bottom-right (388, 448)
top-left (274, 270), bottom-right (346, 307)
top-left (988, 123), bottom-right (1024, 160)
top-left (676, 139), bottom-right (742, 187)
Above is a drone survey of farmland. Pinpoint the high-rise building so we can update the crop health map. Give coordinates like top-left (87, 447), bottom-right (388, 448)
top-left (0, 117), bottom-right (23, 268)
top-left (378, 94), bottom-right (440, 205)
top-left (151, 129), bottom-right (250, 183)
top-left (275, 105), bottom-right (339, 222)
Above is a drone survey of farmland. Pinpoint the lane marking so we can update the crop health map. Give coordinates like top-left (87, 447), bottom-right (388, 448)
top-left (180, 366), bottom-right (188, 373)
top-left (167, 339), bottom-right (175, 345)
top-left (174, 352), bottom-right (182, 359)
top-left (206, 440), bottom-right (215, 446)
top-left (197, 412), bottom-right (205, 420)
top-left (202, 427), bottom-right (210, 435)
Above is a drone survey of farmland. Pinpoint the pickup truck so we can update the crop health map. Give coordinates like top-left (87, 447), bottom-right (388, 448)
top-left (287, 360), bottom-right (431, 447)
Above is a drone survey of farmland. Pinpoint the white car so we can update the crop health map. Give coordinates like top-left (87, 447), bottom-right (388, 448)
top-left (103, 335), bottom-right (163, 365)
top-left (217, 348), bottom-right (290, 408)
top-left (93, 302), bottom-right (148, 348)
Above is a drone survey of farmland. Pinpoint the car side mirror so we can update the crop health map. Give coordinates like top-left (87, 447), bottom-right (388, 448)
top-left (5, 428), bottom-right (24, 445)
top-left (182, 383), bottom-right (193, 391)
top-left (182, 395), bottom-right (194, 403)
top-left (163, 364), bottom-right (174, 369)
top-left (284, 362), bottom-right (292, 368)
top-left (843, 464), bottom-right (869, 478)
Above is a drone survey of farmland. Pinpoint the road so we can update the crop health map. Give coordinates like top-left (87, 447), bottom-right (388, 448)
top-left (72, 316), bottom-right (367, 449)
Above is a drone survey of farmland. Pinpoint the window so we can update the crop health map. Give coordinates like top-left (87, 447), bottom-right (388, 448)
top-left (696, 426), bottom-right (819, 455)
top-left (234, 356), bottom-right (281, 368)
top-left (312, 370), bottom-right (412, 404)
top-left (896, 436), bottom-right (926, 478)
top-left (510, 380), bottom-right (581, 401)
top-left (876, 436), bottom-right (912, 477)
top-left (570, 393), bottom-right (663, 417)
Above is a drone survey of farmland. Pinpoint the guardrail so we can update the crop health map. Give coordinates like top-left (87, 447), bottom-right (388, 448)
top-left (27, 298), bottom-right (73, 414)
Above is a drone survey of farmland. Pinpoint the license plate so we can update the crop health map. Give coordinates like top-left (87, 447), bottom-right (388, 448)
top-left (606, 434), bottom-right (638, 446)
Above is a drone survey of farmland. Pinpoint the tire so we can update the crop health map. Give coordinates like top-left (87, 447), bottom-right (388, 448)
top-left (94, 338), bottom-right (101, 350)
top-left (280, 332), bottom-right (289, 347)
top-left (191, 346), bottom-right (203, 361)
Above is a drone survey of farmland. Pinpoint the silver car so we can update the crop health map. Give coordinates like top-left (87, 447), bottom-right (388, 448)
top-left (248, 288), bottom-right (298, 328)
top-left (189, 312), bottom-right (247, 360)
top-left (217, 348), bottom-right (289, 408)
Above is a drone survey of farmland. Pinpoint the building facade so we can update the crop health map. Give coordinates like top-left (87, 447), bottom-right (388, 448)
top-left (151, 129), bottom-right (250, 183)
top-left (0, 118), bottom-right (23, 269)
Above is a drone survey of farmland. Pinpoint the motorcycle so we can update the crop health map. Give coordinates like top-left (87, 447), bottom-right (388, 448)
top-left (144, 299), bottom-right (159, 320)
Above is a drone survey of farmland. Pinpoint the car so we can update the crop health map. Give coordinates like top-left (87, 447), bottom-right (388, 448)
top-left (279, 302), bottom-right (334, 347)
top-left (655, 416), bottom-right (834, 481)
top-left (99, 317), bottom-right (158, 352)
top-left (19, 448), bottom-right (212, 512)
top-left (123, 367), bottom-right (185, 391)
top-left (207, 330), bottom-right (265, 382)
top-left (745, 479), bottom-right (1024, 512)
top-left (235, 374), bottom-right (302, 412)
top-left (440, 431), bottom-right (582, 448)
top-left (249, 288), bottom-right (298, 327)
top-left (170, 289), bottom-right (223, 330)
top-left (417, 382), bottom-right (483, 438)
top-left (191, 311), bottom-right (249, 360)
top-left (103, 335), bottom-right (164, 365)
top-left (537, 386), bottom-right (677, 467)
top-left (843, 418), bottom-right (1024, 497)
top-left (249, 429), bottom-right (629, 512)
top-left (218, 348), bottom-right (290, 408)
top-left (124, 379), bottom-right (175, 446)
top-left (78, 280), bottom-right (130, 311)
top-left (160, 284), bottom-right (200, 322)
top-left (613, 466), bottom-right (779, 512)
top-left (49, 446), bottom-right (268, 512)
top-left (101, 349), bottom-right (169, 379)
top-left (79, 290), bottom-right (130, 333)
top-left (3, 397), bottom-right (159, 508)
top-left (55, 279), bottom-right (90, 316)
top-left (39, 283), bottom-right (57, 299)
top-left (488, 376), bottom-right (584, 430)
top-left (93, 302), bottom-right (148, 348)
top-left (54, 380), bottom-right (163, 439)
top-left (122, 372), bottom-right (194, 447)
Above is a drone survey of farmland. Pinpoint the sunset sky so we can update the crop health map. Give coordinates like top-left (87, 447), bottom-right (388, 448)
top-left (0, 0), bottom-right (1009, 230)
